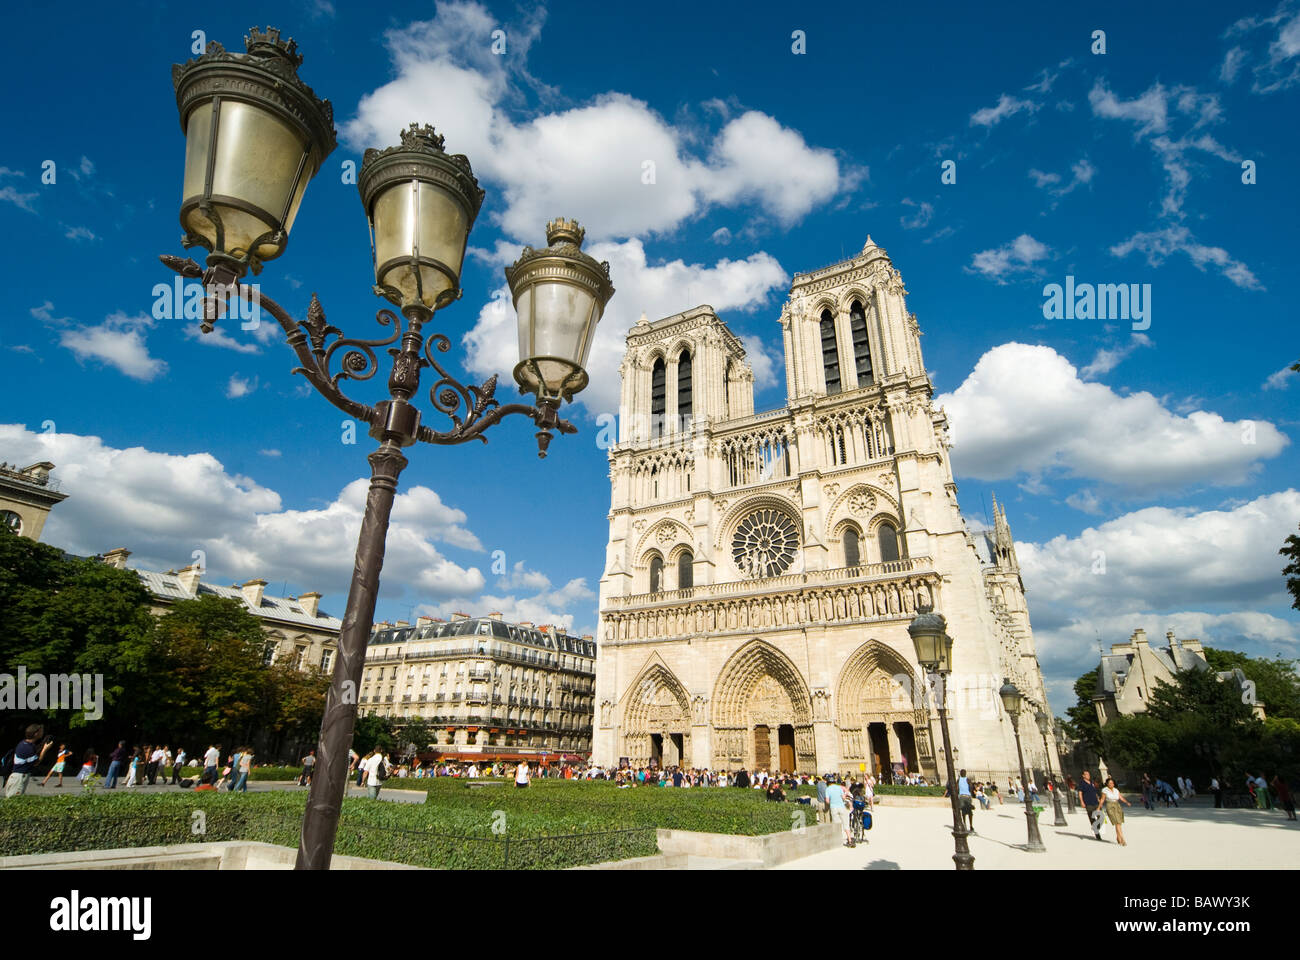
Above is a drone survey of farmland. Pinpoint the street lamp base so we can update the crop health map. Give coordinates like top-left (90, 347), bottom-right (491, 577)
top-left (1052, 792), bottom-right (1068, 827)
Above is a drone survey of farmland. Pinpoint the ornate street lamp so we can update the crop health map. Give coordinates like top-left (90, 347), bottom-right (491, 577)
top-left (162, 29), bottom-right (614, 870)
top-left (1036, 708), bottom-right (1068, 827)
top-left (1056, 719), bottom-right (1076, 814)
top-left (908, 609), bottom-right (973, 871)
top-left (999, 680), bottom-right (1046, 852)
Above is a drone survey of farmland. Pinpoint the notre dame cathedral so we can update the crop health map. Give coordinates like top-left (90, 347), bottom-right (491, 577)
top-left (594, 237), bottom-right (1055, 782)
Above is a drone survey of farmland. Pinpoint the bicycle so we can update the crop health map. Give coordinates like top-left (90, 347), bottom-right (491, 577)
top-left (850, 797), bottom-right (871, 845)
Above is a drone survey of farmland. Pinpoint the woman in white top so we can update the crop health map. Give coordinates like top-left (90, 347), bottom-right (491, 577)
top-left (1102, 777), bottom-right (1132, 846)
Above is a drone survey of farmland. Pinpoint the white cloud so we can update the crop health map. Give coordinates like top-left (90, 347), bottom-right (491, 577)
top-left (937, 342), bottom-right (1288, 491)
top-left (970, 93), bottom-right (1039, 128)
top-left (1088, 80), bottom-right (1170, 136)
top-left (64, 225), bottom-right (95, 242)
top-left (225, 374), bottom-right (258, 399)
top-left (1263, 364), bottom-right (1297, 390)
top-left (1110, 225), bottom-right (1263, 290)
top-left (0, 185), bottom-right (37, 212)
top-left (899, 199), bottom-right (933, 230)
top-left (1221, 46), bottom-right (1247, 83)
top-left (187, 322), bottom-right (261, 355)
top-left (1079, 332), bottom-right (1152, 379)
top-left (967, 234), bottom-right (1050, 283)
top-left (259, 448), bottom-right (282, 458)
top-left (739, 334), bottom-right (779, 390)
top-left (1065, 488), bottom-right (1103, 515)
top-left (0, 423), bottom-right (487, 606)
top-left (416, 576), bottom-right (595, 633)
top-left (344, 2), bottom-right (849, 243)
top-left (59, 311), bottom-right (167, 381)
top-left (462, 237), bottom-right (788, 414)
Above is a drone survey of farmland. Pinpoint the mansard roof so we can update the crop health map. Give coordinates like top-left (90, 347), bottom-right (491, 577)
top-left (137, 569), bottom-right (340, 631)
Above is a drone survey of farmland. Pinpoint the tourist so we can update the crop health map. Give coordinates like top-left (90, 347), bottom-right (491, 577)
top-left (1210, 775), bottom-right (1222, 808)
top-left (957, 769), bottom-right (975, 834)
top-left (360, 748), bottom-right (387, 799)
top-left (171, 747), bottom-right (187, 785)
top-left (149, 745), bottom-right (166, 785)
top-left (105, 741), bottom-right (127, 789)
top-left (202, 743), bottom-right (221, 786)
top-left (765, 779), bottom-right (785, 802)
top-left (1077, 770), bottom-right (1102, 840)
top-left (225, 747), bottom-right (244, 791)
top-left (1140, 773), bottom-right (1154, 810)
top-left (125, 748), bottom-right (141, 788)
top-left (299, 749), bottom-right (315, 786)
top-left (233, 748), bottom-right (253, 792)
top-left (41, 743), bottom-right (72, 788)
top-left (1101, 777), bottom-right (1131, 846)
top-left (826, 776), bottom-right (851, 846)
top-left (1254, 773), bottom-right (1273, 811)
top-left (76, 748), bottom-right (97, 785)
top-left (1270, 773), bottom-right (1296, 821)
top-left (5, 724), bottom-right (54, 797)
top-left (515, 760), bottom-right (531, 789)
top-left (975, 781), bottom-right (990, 811)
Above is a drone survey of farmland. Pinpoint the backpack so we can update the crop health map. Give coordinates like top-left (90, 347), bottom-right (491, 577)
top-left (375, 758), bottom-right (389, 782)
top-left (0, 749), bottom-right (12, 778)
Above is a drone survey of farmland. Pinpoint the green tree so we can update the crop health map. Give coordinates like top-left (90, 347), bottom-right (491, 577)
top-left (261, 661), bottom-right (330, 751)
top-left (1282, 521), bottom-right (1300, 612)
top-left (394, 716), bottom-right (433, 759)
top-left (0, 526), bottom-right (155, 732)
top-left (1202, 649), bottom-right (1300, 720)
top-left (1061, 668), bottom-right (1103, 751)
top-left (351, 714), bottom-right (394, 755)
top-left (148, 595), bottom-right (269, 747)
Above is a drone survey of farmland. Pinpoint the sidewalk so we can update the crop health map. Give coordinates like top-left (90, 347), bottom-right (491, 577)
top-left (774, 797), bottom-right (1299, 870)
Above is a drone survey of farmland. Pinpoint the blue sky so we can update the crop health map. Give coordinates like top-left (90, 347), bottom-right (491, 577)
top-left (1, 0), bottom-right (1296, 710)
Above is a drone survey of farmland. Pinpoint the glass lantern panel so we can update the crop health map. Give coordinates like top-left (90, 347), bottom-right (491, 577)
top-left (208, 100), bottom-right (311, 255)
top-left (527, 281), bottom-right (597, 366)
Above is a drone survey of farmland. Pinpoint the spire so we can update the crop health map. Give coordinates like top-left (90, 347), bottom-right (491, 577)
top-left (990, 491), bottom-right (1019, 573)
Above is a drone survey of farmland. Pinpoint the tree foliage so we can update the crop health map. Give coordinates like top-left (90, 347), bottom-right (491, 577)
top-left (1061, 668), bottom-right (1103, 751)
top-left (1282, 520), bottom-right (1300, 613)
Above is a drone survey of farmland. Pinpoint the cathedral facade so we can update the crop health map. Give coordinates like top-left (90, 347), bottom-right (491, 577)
top-left (594, 238), bottom-right (1055, 782)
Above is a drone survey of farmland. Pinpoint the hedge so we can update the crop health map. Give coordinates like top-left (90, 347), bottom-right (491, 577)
top-left (0, 792), bottom-right (658, 870)
top-left (170, 765), bottom-right (301, 782)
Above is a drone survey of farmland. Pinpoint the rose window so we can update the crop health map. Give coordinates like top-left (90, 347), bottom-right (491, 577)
top-left (732, 508), bottom-right (800, 578)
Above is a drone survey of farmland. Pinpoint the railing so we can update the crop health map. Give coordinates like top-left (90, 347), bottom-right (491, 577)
top-left (606, 557), bottom-right (932, 608)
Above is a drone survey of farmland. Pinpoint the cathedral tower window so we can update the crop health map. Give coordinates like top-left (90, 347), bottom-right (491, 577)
top-left (850, 300), bottom-right (873, 387)
top-left (677, 349), bottom-right (692, 427)
top-left (877, 522), bottom-right (901, 563)
top-left (651, 357), bottom-right (666, 437)
top-left (678, 550), bottom-right (694, 589)
top-left (820, 311), bottom-right (841, 395)
top-left (649, 555), bottom-right (664, 593)
top-left (843, 526), bottom-right (861, 568)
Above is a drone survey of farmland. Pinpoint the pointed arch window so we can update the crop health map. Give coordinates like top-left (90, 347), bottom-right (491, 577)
top-left (850, 299), bottom-right (873, 387)
top-left (677, 349), bottom-right (692, 427)
top-left (649, 555), bottom-right (664, 593)
top-left (844, 527), bottom-right (861, 568)
top-left (651, 357), bottom-right (666, 437)
top-left (678, 550), bottom-right (694, 590)
top-left (877, 522), bottom-right (900, 563)
top-left (820, 311), bottom-right (841, 395)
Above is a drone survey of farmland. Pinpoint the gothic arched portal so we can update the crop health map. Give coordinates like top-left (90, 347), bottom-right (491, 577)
top-left (711, 639), bottom-right (815, 772)
top-left (834, 640), bottom-right (936, 782)
top-left (620, 658), bottom-right (692, 768)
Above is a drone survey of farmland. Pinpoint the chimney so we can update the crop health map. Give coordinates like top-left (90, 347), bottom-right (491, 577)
top-left (539, 624), bottom-right (553, 634)
top-left (102, 548), bottom-right (131, 570)
top-left (177, 563), bottom-right (202, 595)
top-left (416, 615), bottom-right (434, 628)
top-left (519, 621), bottom-right (534, 628)
top-left (486, 611), bottom-right (503, 620)
top-left (1131, 628), bottom-right (1148, 647)
top-left (451, 612), bottom-right (470, 621)
top-left (1166, 630), bottom-right (1179, 647)
top-left (581, 634), bottom-right (593, 641)
top-left (299, 591), bottom-right (322, 618)
top-left (395, 620), bottom-right (410, 628)
top-left (241, 578), bottom-right (267, 609)
top-left (1182, 636), bottom-right (1204, 656)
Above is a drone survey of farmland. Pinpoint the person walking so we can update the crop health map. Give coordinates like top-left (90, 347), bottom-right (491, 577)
top-left (299, 749), bottom-right (316, 786)
top-left (827, 776), bottom-right (852, 847)
top-left (124, 749), bottom-right (141, 788)
top-left (360, 748), bottom-right (387, 799)
top-left (815, 776), bottom-right (828, 824)
top-left (1102, 777), bottom-right (1132, 846)
top-left (148, 745), bottom-right (166, 785)
top-left (76, 748), bottom-right (98, 786)
top-left (1140, 773), bottom-right (1154, 811)
top-left (514, 760), bottom-right (531, 789)
top-left (1271, 773), bottom-right (1296, 821)
top-left (41, 743), bottom-right (72, 788)
top-left (202, 743), bottom-right (221, 786)
top-left (1255, 773), bottom-right (1273, 811)
top-left (234, 748), bottom-right (253, 792)
top-left (105, 741), bottom-right (127, 789)
top-left (5, 725), bottom-right (54, 797)
top-left (171, 748), bottom-right (187, 785)
top-left (1077, 770), bottom-right (1103, 840)
top-left (1210, 775), bottom-right (1222, 809)
top-left (224, 747), bottom-right (244, 791)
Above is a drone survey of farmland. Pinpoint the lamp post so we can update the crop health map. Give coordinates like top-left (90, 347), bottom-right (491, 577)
top-left (908, 610), bottom-right (973, 871)
top-left (999, 680), bottom-right (1046, 852)
top-left (1057, 719), bottom-right (1076, 814)
top-left (164, 29), bottom-right (614, 870)
top-left (1036, 708), bottom-right (1068, 827)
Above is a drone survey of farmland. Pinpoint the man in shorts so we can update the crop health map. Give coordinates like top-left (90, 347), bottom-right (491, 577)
top-left (826, 776), bottom-right (852, 846)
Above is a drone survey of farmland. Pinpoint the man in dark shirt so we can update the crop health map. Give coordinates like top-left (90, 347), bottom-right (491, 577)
top-left (105, 740), bottom-right (128, 789)
top-left (5, 724), bottom-right (54, 797)
top-left (1077, 770), bottom-right (1103, 840)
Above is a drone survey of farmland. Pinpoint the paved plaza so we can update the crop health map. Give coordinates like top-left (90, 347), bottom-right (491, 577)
top-left (777, 797), bottom-right (1299, 870)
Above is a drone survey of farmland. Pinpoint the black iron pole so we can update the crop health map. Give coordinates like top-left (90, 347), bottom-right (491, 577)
top-left (934, 672), bottom-right (975, 870)
top-left (1042, 732), bottom-right (1068, 826)
top-left (296, 441), bottom-right (408, 869)
top-left (1012, 718), bottom-right (1046, 852)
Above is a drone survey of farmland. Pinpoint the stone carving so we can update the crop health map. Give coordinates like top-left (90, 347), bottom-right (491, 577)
top-left (848, 489), bottom-right (875, 515)
top-left (657, 524), bottom-right (677, 544)
top-left (633, 519), bottom-right (647, 533)
top-left (825, 483), bottom-right (840, 498)
top-left (599, 699), bottom-right (612, 727)
top-left (692, 694), bottom-right (708, 724)
top-left (812, 688), bottom-right (830, 721)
